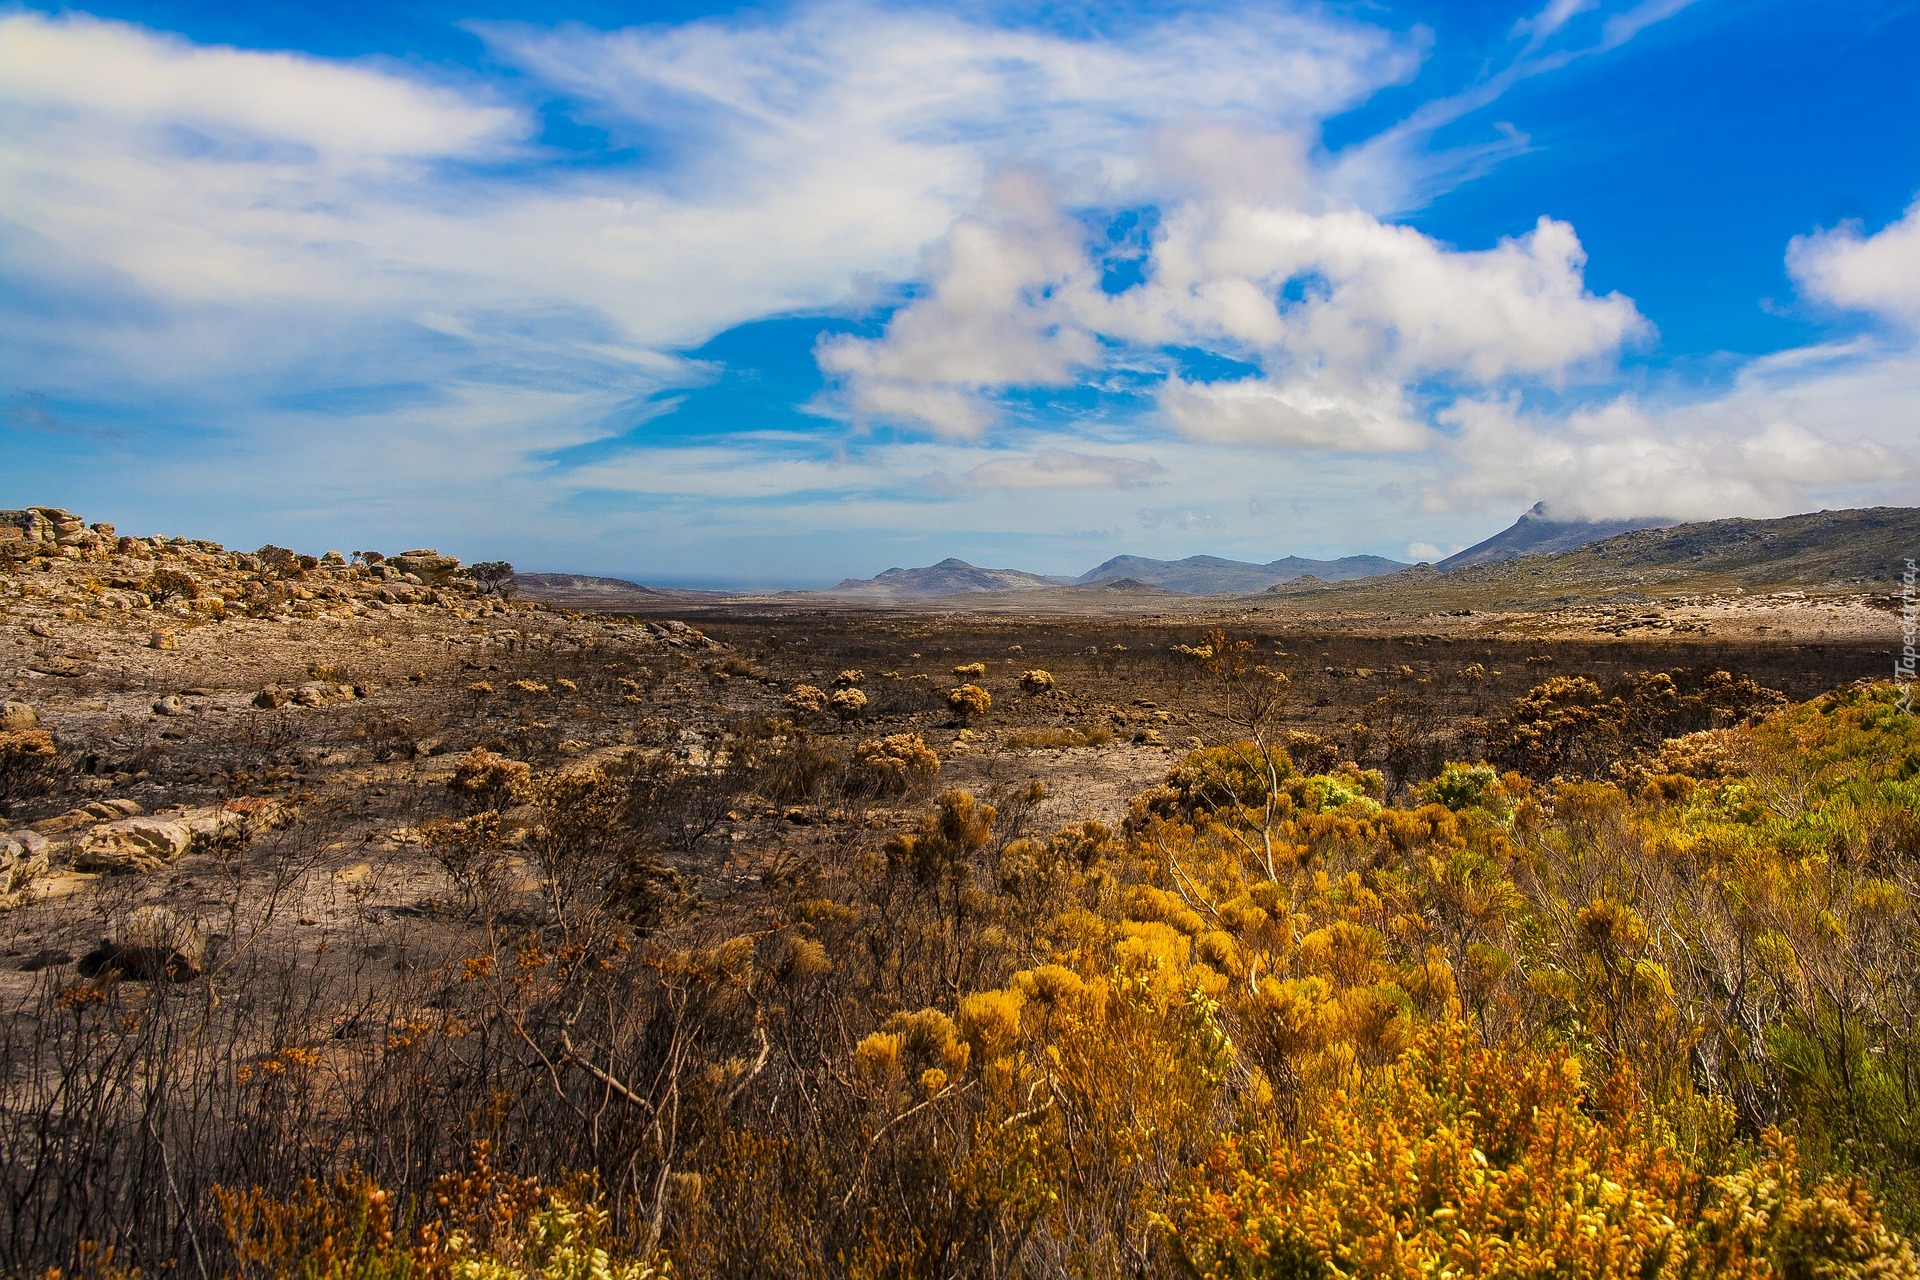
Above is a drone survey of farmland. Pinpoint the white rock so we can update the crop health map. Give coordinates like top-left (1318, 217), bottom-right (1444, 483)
top-left (74, 818), bottom-right (193, 873)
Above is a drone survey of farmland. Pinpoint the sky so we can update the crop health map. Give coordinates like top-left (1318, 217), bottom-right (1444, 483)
top-left (1, 0), bottom-right (1916, 587)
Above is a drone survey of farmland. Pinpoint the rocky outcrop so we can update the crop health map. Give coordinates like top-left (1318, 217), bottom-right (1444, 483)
top-left (386, 549), bottom-right (463, 584)
top-left (252, 680), bottom-right (362, 709)
top-left (58, 798), bottom-right (289, 873)
top-left (0, 508), bottom-right (115, 558)
top-left (75, 817), bottom-right (192, 873)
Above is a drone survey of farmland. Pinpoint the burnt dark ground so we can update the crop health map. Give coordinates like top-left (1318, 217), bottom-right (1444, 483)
top-left (0, 592), bottom-right (1900, 1273)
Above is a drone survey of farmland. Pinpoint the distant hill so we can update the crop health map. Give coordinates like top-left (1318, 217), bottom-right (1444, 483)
top-left (1262, 506), bottom-right (1920, 612)
top-left (1438, 503), bottom-right (1677, 570)
top-left (513, 573), bottom-right (712, 605)
top-left (828, 558), bottom-right (1074, 597)
top-left (1071, 577), bottom-right (1172, 594)
top-left (1076, 553), bottom-right (1406, 595)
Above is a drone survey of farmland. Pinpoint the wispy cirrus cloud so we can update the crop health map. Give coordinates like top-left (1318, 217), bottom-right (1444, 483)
top-left (965, 450), bottom-right (1166, 490)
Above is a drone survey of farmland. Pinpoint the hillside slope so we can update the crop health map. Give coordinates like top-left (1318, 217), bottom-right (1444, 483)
top-left (1264, 506), bottom-right (1920, 611)
top-left (1438, 502), bottom-right (1676, 569)
top-left (828, 558), bottom-right (1072, 596)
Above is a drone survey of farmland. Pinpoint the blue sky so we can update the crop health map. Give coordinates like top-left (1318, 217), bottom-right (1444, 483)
top-left (2, 0), bottom-right (1916, 586)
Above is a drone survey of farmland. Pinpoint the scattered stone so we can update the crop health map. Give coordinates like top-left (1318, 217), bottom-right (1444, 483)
top-left (253, 680), bottom-right (359, 709)
top-left (150, 629), bottom-right (178, 650)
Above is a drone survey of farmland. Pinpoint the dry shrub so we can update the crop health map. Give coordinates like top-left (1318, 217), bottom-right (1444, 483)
top-left (853, 734), bottom-right (940, 794)
top-left (0, 728), bottom-right (61, 816)
top-left (1018, 670), bottom-right (1056, 693)
top-left (1171, 1019), bottom-right (1920, 1280)
top-left (953, 662), bottom-right (988, 679)
top-left (828, 687), bottom-right (867, 722)
top-left (421, 811), bottom-right (510, 914)
top-left (141, 568), bottom-right (199, 605)
top-left (448, 747), bottom-right (532, 807)
top-left (216, 1145), bottom-right (670, 1280)
top-left (946, 684), bottom-right (990, 723)
top-left (833, 669), bottom-right (865, 687)
top-left (784, 684), bottom-right (827, 716)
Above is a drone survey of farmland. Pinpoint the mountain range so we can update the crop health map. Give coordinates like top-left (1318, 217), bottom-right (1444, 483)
top-left (816, 505), bottom-right (1672, 597)
top-left (516, 504), bottom-right (1691, 601)
top-left (1073, 553), bottom-right (1409, 594)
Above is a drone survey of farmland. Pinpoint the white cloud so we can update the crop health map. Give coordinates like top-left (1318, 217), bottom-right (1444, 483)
top-left (815, 171), bottom-right (1103, 436)
top-left (1514, 0), bottom-right (1597, 45)
top-left (0, 12), bottom-right (521, 162)
top-left (1130, 207), bottom-right (1646, 380)
top-left (1442, 343), bottom-right (1920, 520)
top-left (1788, 198), bottom-right (1920, 326)
top-left (1157, 376), bottom-right (1430, 451)
top-left (0, 3), bottom-right (1418, 415)
top-left (824, 185), bottom-right (1647, 442)
top-left (1426, 203), bottom-right (1920, 522)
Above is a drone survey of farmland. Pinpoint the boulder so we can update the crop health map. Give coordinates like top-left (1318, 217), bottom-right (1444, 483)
top-left (152, 695), bottom-right (187, 716)
top-left (292, 681), bottom-right (356, 707)
top-left (150, 629), bottom-right (178, 650)
top-left (80, 906), bottom-right (206, 982)
top-left (1, 509), bottom-right (63, 552)
top-left (252, 684), bottom-right (290, 709)
top-left (34, 508), bottom-right (89, 547)
top-left (387, 549), bottom-right (462, 583)
top-left (74, 817), bottom-right (193, 873)
top-left (0, 702), bottom-right (37, 732)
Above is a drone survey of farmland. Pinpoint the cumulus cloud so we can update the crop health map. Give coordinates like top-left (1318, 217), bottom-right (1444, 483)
top-left (1788, 198), bottom-right (1920, 326)
top-left (1442, 343), bottom-right (1920, 520)
top-left (823, 182), bottom-right (1647, 442)
top-left (815, 172), bottom-right (1103, 436)
top-left (1157, 376), bottom-right (1430, 451)
top-left (1427, 202), bottom-right (1920, 522)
